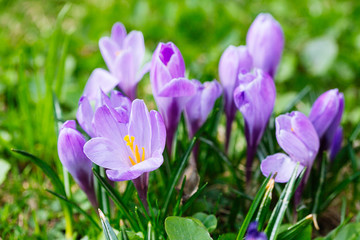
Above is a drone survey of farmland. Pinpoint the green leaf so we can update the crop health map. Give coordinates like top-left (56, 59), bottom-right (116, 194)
top-left (12, 149), bottom-right (65, 195)
top-left (92, 169), bottom-right (139, 231)
top-left (99, 209), bottom-right (119, 240)
top-left (0, 159), bottom-right (11, 185)
top-left (332, 223), bottom-right (360, 240)
top-left (165, 216), bottom-right (213, 240)
top-left (277, 215), bottom-right (313, 240)
top-left (192, 212), bottom-right (217, 233)
top-left (236, 175), bottom-right (271, 240)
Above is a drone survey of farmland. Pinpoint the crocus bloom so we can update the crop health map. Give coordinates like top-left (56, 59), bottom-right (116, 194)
top-left (246, 13), bottom-right (284, 78)
top-left (219, 45), bottom-right (252, 151)
top-left (150, 42), bottom-right (196, 154)
top-left (83, 99), bottom-right (166, 207)
top-left (233, 69), bottom-right (276, 181)
top-left (98, 22), bottom-right (148, 100)
top-left (330, 127), bottom-right (343, 161)
top-left (246, 222), bottom-right (267, 240)
top-left (58, 120), bottom-right (97, 207)
top-left (77, 90), bottom-right (131, 137)
top-left (184, 79), bottom-right (222, 138)
top-left (261, 111), bottom-right (319, 183)
top-left (309, 89), bottom-right (344, 150)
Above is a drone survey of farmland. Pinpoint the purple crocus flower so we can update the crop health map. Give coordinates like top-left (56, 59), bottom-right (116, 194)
top-left (150, 42), bottom-right (197, 154)
top-left (77, 90), bottom-right (131, 137)
top-left (330, 127), bottom-right (343, 161)
top-left (233, 69), bottom-right (276, 181)
top-left (98, 22), bottom-right (149, 100)
top-left (246, 222), bottom-right (267, 240)
top-left (184, 79), bottom-right (222, 138)
top-left (261, 111), bottom-right (319, 183)
top-left (57, 120), bottom-right (97, 207)
top-left (219, 45), bottom-right (252, 151)
top-left (246, 13), bottom-right (284, 78)
top-left (83, 99), bottom-right (166, 207)
top-left (309, 89), bottom-right (344, 151)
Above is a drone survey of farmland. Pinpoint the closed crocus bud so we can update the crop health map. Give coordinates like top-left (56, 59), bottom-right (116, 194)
top-left (246, 13), bottom-right (284, 78)
top-left (233, 69), bottom-right (276, 181)
top-left (57, 120), bottom-right (97, 207)
top-left (309, 89), bottom-right (344, 150)
top-left (261, 111), bottom-right (319, 183)
top-left (150, 42), bottom-right (197, 154)
top-left (330, 127), bottom-right (343, 161)
top-left (99, 22), bottom-right (148, 100)
top-left (246, 222), bottom-right (267, 240)
top-left (184, 80), bottom-right (222, 138)
top-left (219, 45), bottom-right (252, 151)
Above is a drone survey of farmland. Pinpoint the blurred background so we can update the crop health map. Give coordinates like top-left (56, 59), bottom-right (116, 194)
top-left (0, 0), bottom-right (359, 237)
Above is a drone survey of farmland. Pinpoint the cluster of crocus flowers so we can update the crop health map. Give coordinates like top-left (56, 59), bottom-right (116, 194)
top-left (309, 89), bottom-right (344, 160)
top-left (150, 42), bottom-right (197, 154)
top-left (219, 13), bottom-right (284, 153)
top-left (57, 120), bottom-right (97, 208)
top-left (83, 99), bottom-right (166, 207)
top-left (260, 111), bottom-right (319, 183)
top-left (233, 69), bottom-right (276, 181)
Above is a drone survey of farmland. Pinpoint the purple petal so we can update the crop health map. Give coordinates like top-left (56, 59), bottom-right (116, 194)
top-left (309, 89), bottom-right (341, 138)
top-left (83, 68), bottom-right (119, 101)
top-left (136, 62), bottom-right (151, 83)
top-left (128, 99), bottom-right (152, 158)
top-left (260, 153), bottom-right (304, 183)
top-left (99, 37), bottom-right (120, 72)
top-left (76, 96), bottom-right (95, 137)
top-left (150, 110), bottom-right (166, 154)
top-left (330, 127), bottom-right (343, 161)
top-left (159, 42), bottom-right (186, 79)
top-left (111, 22), bottom-right (127, 48)
top-left (123, 31), bottom-right (145, 71)
top-left (84, 137), bottom-right (131, 170)
top-left (106, 151), bottom-right (163, 181)
top-left (246, 13), bottom-right (284, 78)
top-left (157, 78), bottom-right (197, 97)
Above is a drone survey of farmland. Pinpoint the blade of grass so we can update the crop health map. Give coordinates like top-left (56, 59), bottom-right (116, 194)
top-left (312, 155), bottom-right (327, 214)
top-left (277, 214), bottom-right (314, 240)
top-left (180, 182), bottom-right (208, 216)
top-left (46, 189), bottom-right (101, 230)
top-left (99, 209), bottom-right (119, 240)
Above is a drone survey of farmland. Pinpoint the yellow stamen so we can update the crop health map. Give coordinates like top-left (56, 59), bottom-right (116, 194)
top-left (291, 127), bottom-right (294, 132)
top-left (115, 50), bottom-right (122, 56)
top-left (124, 135), bottom-right (146, 166)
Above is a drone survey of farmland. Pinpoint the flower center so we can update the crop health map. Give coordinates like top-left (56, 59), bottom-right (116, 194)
top-left (124, 135), bottom-right (145, 166)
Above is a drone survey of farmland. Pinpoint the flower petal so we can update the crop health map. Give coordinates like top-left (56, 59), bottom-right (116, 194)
top-left (84, 137), bottom-right (131, 170)
top-left (128, 99), bottom-right (152, 157)
top-left (157, 78), bottom-right (197, 97)
top-left (123, 31), bottom-right (145, 71)
top-left (150, 110), bottom-right (166, 154)
top-left (260, 153), bottom-right (304, 183)
top-left (111, 22), bottom-right (127, 47)
top-left (99, 37), bottom-right (119, 72)
top-left (83, 68), bottom-right (119, 101)
top-left (76, 96), bottom-right (95, 137)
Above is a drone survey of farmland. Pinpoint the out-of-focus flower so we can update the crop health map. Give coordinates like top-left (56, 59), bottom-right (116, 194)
top-left (76, 90), bottom-right (131, 137)
top-left (98, 22), bottom-right (148, 100)
top-left (309, 89), bottom-right (344, 150)
top-left (150, 42), bottom-right (197, 154)
top-left (184, 79), bottom-right (222, 138)
top-left (219, 45), bottom-right (252, 151)
top-left (57, 120), bottom-right (97, 207)
top-left (246, 13), bottom-right (284, 78)
top-left (330, 127), bottom-right (343, 161)
top-left (83, 99), bottom-right (166, 207)
top-left (261, 111), bottom-right (319, 183)
top-left (233, 69), bottom-right (276, 181)
top-left (245, 222), bottom-right (267, 240)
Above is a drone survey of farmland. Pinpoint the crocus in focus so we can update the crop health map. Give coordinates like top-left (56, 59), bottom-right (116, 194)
top-left (219, 45), bottom-right (252, 151)
top-left (261, 111), bottom-right (319, 183)
top-left (57, 120), bottom-right (97, 208)
top-left (83, 99), bottom-right (166, 208)
top-left (98, 22), bottom-right (148, 100)
top-left (150, 42), bottom-right (196, 154)
top-left (77, 90), bottom-right (131, 137)
top-left (309, 89), bottom-right (344, 151)
top-left (184, 79), bottom-right (222, 138)
top-left (233, 69), bottom-right (276, 181)
top-left (246, 222), bottom-right (267, 240)
top-left (246, 13), bottom-right (284, 78)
